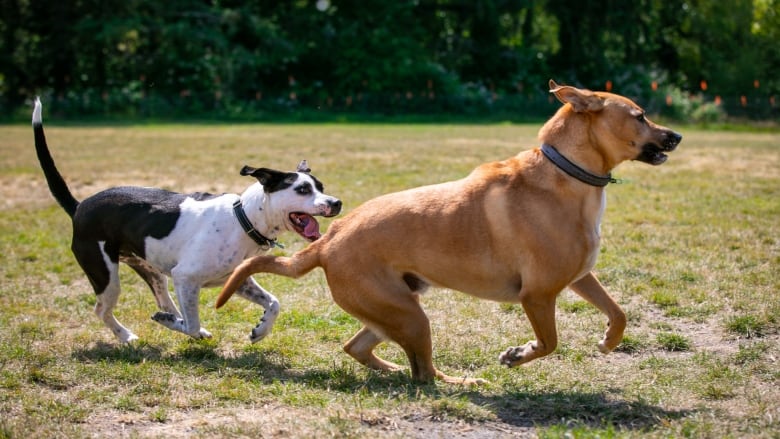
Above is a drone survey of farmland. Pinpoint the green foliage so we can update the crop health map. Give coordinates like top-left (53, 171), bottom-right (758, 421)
top-left (0, 0), bottom-right (776, 120)
top-left (691, 102), bottom-right (727, 124)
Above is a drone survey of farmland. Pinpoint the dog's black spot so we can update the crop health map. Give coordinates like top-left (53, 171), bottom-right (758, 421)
top-left (152, 312), bottom-right (177, 323)
top-left (72, 187), bottom-right (213, 261)
top-left (402, 273), bottom-right (429, 292)
top-left (294, 182), bottom-right (312, 195)
top-left (71, 238), bottom-right (112, 294)
top-left (241, 167), bottom-right (299, 193)
top-left (310, 176), bottom-right (325, 193)
top-left (263, 173), bottom-right (297, 193)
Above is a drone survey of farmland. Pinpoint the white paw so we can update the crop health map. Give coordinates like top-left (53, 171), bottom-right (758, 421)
top-left (121, 333), bottom-right (140, 344)
top-left (250, 322), bottom-right (272, 343)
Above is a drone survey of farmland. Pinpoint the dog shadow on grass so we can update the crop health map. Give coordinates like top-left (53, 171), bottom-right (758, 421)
top-left (72, 341), bottom-right (690, 432)
top-left (72, 340), bottom-right (293, 378)
top-left (291, 368), bottom-right (693, 432)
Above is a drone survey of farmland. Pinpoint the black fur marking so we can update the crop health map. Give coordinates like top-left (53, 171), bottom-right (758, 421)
top-left (72, 187), bottom-right (185, 262)
top-left (33, 123), bottom-right (79, 216)
top-left (310, 175), bottom-right (325, 193)
top-left (240, 166), bottom-right (298, 193)
top-left (264, 173), bottom-right (297, 193)
top-left (151, 312), bottom-right (177, 323)
top-left (294, 182), bottom-right (313, 195)
top-left (71, 238), bottom-right (111, 294)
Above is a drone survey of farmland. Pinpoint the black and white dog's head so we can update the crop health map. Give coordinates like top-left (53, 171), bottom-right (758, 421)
top-left (240, 160), bottom-right (341, 241)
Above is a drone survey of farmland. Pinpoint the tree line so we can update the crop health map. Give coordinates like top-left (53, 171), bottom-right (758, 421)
top-left (1, 0), bottom-right (777, 120)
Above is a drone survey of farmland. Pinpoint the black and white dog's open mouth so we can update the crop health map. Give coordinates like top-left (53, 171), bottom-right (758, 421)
top-left (290, 213), bottom-right (321, 241)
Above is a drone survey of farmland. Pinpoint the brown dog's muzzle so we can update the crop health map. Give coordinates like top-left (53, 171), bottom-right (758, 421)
top-left (637, 130), bottom-right (682, 165)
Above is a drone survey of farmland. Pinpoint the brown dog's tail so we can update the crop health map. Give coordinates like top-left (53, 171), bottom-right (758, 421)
top-left (215, 245), bottom-right (322, 309)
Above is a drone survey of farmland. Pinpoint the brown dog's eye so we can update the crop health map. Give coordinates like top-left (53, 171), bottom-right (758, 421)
top-left (636, 113), bottom-right (646, 123)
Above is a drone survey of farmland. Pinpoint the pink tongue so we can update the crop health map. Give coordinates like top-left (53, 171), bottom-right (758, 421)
top-left (301, 215), bottom-right (321, 240)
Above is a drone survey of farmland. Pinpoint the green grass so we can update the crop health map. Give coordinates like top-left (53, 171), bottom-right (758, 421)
top-left (0, 122), bottom-right (778, 437)
top-left (656, 333), bottom-right (692, 352)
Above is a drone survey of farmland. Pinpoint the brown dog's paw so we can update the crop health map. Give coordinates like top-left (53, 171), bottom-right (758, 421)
top-left (435, 370), bottom-right (489, 386)
top-left (498, 341), bottom-right (538, 367)
top-left (598, 338), bottom-right (618, 354)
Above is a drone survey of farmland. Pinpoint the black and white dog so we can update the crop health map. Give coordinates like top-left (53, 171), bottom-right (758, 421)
top-left (32, 98), bottom-right (341, 343)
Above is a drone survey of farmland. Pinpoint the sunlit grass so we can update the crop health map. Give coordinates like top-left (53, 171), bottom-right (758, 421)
top-left (0, 122), bottom-right (777, 437)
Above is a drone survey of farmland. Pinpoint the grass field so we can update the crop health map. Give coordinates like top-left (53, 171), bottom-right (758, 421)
top-left (0, 120), bottom-right (778, 438)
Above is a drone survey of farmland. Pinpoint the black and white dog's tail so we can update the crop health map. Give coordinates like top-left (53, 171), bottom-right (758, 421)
top-left (33, 98), bottom-right (79, 217)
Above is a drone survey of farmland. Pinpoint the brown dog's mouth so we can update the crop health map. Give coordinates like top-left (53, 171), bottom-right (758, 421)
top-left (636, 143), bottom-right (669, 165)
top-left (636, 132), bottom-right (682, 166)
top-left (289, 212), bottom-right (321, 241)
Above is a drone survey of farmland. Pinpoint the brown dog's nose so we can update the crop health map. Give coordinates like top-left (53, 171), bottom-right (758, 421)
top-left (664, 131), bottom-right (682, 150)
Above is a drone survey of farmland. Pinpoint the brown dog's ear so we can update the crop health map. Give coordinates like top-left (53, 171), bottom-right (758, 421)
top-left (296, 160), bottom-right (311, 173)
top-left (549, 80), bottom-right (605, 113)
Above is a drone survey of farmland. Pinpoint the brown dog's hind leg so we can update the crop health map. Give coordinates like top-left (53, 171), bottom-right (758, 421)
top-left (569, 272), bottom-right (626, 353)
top-left (499, 294), bottom-right (558, 367)
top-left (340, 290), bottom-right (486, 385)
top-left (343, 326), bottom-right (404, 372)
top-left (342, 294), bottom-right (439, 383)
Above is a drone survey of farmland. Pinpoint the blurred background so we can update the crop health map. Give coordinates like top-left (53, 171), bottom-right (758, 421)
top-left (1, 0), bottom-right (777, 121)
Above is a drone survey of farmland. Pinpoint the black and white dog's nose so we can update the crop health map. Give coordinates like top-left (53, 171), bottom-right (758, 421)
top-left (328, 199), bottom-right (342, 216)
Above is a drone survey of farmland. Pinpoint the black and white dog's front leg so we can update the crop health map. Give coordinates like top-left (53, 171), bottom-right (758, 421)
top-left (151, 277), bottom-right (212, 339)
top-left (234, 278), bottom-right (281, 343)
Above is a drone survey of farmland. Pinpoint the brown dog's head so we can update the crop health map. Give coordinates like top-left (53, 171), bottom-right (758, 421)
top-left (546, 80), bottom-right (682, 167)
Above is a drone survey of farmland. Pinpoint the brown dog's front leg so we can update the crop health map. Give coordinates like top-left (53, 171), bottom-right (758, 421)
top-left (569, 272), bottom-right (626, 353)
top-left (499, 295), bottom-right (558, 367)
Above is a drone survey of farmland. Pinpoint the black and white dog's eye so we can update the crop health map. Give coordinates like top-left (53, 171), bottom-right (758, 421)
top-left (296, 184), bottom-right (312, 195)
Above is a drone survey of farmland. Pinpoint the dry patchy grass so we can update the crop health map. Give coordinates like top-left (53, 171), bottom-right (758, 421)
top-left (0, 122), bottom-right (778, 438)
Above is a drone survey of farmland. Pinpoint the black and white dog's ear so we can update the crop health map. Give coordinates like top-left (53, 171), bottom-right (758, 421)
top-left (296, 160), bottom-right (311, 173)
top-left (240, 165), bottom-right (297, 193)
top-left (240, 165), bottom-right (259, 177)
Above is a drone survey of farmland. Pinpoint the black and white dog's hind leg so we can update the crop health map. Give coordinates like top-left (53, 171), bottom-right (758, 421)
top-left (151, 277), bottom-right (281, 342)
top-left (122, 255), bottom-right (183, 319)
top-left (151, 276), bottom-right (213, 339)
top-left (234, 279), bottom-right (281, 343)
top-left (72, 240), bottom-right (140, 343)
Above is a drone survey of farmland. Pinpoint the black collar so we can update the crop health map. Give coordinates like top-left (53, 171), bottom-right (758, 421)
top-left (540, 143), bottom-right (616, 187)
top-left (233, 200), bottom-right (283, 248)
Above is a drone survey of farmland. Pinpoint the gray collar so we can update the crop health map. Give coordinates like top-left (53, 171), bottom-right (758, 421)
top-left (540, 143), bottom-right (616, 187)
top-left (233, 200), bottom-right (283, 248)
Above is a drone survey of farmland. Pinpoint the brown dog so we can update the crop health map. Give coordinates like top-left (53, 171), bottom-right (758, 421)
top-left (216, 80), bottom-right (682, 384)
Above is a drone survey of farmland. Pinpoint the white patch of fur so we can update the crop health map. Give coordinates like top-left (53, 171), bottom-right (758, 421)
top-left (94, 241), bottom-right (138, 343)
top-left (32, 97), bottom-right (42, 125)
